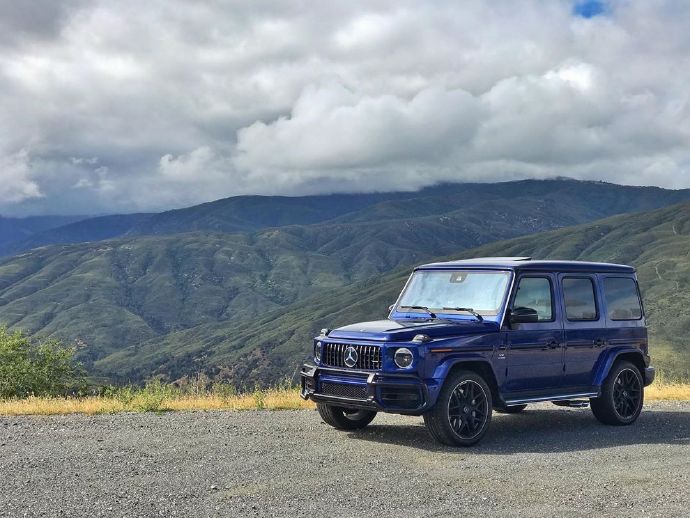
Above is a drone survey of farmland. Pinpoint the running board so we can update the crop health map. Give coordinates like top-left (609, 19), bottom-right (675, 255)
top-left (505, 392), bottom-right (598, 406)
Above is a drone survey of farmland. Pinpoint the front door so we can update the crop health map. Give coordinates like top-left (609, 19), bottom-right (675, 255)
top-left (505, 274), bottom-right (564, 394)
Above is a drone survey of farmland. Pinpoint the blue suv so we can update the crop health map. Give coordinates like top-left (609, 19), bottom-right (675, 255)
top-left (300, 258), bottom-right (655, 446)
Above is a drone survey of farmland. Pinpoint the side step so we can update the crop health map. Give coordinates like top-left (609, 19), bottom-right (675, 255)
top-left (552, 400), bottom-right (590, 408)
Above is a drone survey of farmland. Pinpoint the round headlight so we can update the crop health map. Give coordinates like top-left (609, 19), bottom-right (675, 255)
top-left (394, 347), bottom-right (414, 369)
top-left (314, 341), bottom-right (322, 363)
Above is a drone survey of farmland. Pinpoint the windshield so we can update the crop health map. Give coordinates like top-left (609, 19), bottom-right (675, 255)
top-left (396, 270), bottom-right (511, 316)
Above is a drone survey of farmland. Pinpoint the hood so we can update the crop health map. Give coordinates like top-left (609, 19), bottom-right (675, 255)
top-left (327, 318), bottom-right (500, 342)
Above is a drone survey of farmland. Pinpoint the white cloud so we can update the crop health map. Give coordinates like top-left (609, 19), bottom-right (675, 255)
top-left (0, 0), bottom-right (689, 214)
top-left (158, 147), bottom-right (217, 182)
top-left (235, 82), bottom-right (482, 171)
top-left (0, 149), bottom-right (42, 204)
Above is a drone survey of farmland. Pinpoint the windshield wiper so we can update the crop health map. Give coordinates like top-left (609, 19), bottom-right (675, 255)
top-left (441, 307), bottom-right (484, 322)
top-left (398, 305), bottom-right (437, 319)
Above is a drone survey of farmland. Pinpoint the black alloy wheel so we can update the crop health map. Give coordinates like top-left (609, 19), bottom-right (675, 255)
top-left (424, 369), bottom-right (493, 446)
top-left (590, 360), bottom-right (644, 425)
top-left (612, 368), bottom-right (642, 419)
top-left (447, 380), bottom-right (490, 439)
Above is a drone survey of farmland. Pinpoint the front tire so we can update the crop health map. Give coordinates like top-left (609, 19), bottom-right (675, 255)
top-left (316, 403), bottom-right (377, 430)
top-left (590, 361), bottom-right (644, 426)
top-left (423, 370), bottom-right (492, 446)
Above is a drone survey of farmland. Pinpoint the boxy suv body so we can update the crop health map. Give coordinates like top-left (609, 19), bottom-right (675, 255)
top-left (300, 258), bottom-right (655, 446)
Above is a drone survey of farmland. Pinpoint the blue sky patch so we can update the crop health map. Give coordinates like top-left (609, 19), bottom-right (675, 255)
top-left (573, 0), bottom-right (607, 18)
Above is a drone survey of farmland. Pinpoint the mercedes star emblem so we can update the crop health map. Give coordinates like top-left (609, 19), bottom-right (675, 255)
top-left (343, 346), bottom-right (358, 368)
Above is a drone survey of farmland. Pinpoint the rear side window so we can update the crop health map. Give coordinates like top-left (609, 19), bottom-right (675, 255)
top-left (563, 277), bottom-right (598, 321)
top-left (604, 277), bottom-right (643, 320)
top-left (513, 277), bottom-right (553, 322)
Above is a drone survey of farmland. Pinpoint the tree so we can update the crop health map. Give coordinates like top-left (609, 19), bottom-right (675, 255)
top-left (0, 327), bottom-right (86, 398)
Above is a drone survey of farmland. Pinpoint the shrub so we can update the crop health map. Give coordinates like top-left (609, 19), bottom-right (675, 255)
top-left (130, 380), bottom-right (171, 412)
top-left (252, 385), bottom-right (266, 410)
top-left (211, 381), bottom-right (237, 400)
top-left (0, 327), bottom-right (86, 398)
top-left (102, 384), bottom-right (137, 405)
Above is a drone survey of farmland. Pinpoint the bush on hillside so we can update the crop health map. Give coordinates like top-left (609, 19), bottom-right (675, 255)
top-left (0, 327), bottom-right (86, 398)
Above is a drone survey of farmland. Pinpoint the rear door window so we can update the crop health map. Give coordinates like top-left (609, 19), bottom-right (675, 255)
top-left (562, 277), bottom-right (598, 321)
top-left (604, 277), bottom-right (643, 320)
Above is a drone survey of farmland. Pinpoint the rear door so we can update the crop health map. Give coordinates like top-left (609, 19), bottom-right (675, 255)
top-left (600, 275), bottom-right (647, 358)
top-left (505, 273), bottom-right (564, 394)
top-left (560, 274), bottom-right (606, 390)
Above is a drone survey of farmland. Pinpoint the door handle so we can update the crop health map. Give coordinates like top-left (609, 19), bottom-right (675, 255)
top-left (543, 340), bottom-right (560, 350)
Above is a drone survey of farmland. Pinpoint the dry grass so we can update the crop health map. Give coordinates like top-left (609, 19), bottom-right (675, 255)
top-left (645, 382), bottom-right (690, 401)
top-left (1, 383), bottom-right (687, 417)
top-left (0, 388), bottom-right (314, 416)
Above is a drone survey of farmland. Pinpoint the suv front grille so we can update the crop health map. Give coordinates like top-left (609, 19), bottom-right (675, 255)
top-left (320, 382), bottom-right (368, 400)
top-left (322, 343), bottom-right (382, 370)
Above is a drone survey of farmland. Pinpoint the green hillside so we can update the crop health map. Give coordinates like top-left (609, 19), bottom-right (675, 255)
top-left (96, 202), bottom-right (690, 385)
top-left (0, 199), bottom-right (581, 367)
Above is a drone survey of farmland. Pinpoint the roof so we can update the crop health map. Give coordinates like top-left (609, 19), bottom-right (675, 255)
top-left (416, 257), bottom-right (635, 274)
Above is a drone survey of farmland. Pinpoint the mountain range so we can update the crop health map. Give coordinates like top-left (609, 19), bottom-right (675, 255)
top-left (97, 201), bottom-right (690, 385)
top-left (3, 179), bottom-right (689, 257)
top-left (1, 179), bottom-right (689, 385)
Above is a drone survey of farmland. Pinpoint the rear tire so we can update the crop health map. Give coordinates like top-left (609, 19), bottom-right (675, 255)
top-left (590, 361), bottom-right (644, 426)
top-left (316, 403), bottom-right (377, 430)
top-left (494, 404), bottom-right (527, 414)
top-left (423, 370), bottom-right (492, 447)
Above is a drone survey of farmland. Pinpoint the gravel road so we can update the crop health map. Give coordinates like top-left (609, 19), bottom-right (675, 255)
top-left (1, 401), bottom-right (688, 517)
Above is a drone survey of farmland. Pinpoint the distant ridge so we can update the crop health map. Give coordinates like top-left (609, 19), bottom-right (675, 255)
top-left (3, 178), bottom-right (690, 256)
top-left (0, 215), bottom-right (87, 249)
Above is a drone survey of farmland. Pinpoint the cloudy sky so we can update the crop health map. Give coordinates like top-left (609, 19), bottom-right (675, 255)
top-left (1, 0), bottom-right (689, 215)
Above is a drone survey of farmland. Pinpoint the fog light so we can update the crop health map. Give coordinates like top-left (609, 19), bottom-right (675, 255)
top-left (394, 347), bottom-right (414, 369)
top-left (314, 341), bottom-right (322, 363)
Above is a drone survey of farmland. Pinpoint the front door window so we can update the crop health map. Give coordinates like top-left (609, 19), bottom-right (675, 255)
top-left (513, 277), bottom-right (554, 322)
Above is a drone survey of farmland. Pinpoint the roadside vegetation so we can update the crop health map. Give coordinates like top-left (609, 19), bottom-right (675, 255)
top-left (0, 382), bottom-right (313, 416)
top-left (0, 327), bottom-right (86, 398)
top-left (0, 328), bottom-right (311, 415)
top-left (0, 327), bottom-right (688, 416)
top-left (0, 381), bottom-right (688, 416)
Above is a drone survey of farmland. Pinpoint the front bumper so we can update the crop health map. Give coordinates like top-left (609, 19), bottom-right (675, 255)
top-left (300, 364), bottom-right (432, 415)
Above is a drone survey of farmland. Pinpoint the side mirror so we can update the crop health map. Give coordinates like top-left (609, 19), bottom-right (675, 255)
top-left (509, 307), bottom-right (539, 325)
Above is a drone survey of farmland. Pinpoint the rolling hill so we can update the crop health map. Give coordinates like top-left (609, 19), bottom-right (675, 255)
top-left (0, 213), bottom-right (153, 257)
top-left (0, 215), bottom-right (86, 249)
top-left (95, 201), bottom-right (690, 385)
top-left (3, 178), bottom-right (690, 257)
top-left (2, 178), bottom-right (690, 382)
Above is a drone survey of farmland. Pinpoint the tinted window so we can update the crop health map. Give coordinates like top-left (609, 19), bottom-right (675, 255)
top-left (563, 277), bottom-right (598, 321)
top-left (604, 277), bottom-right (642, 320)
top-left (513, 277), bottom-right (553, 322)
